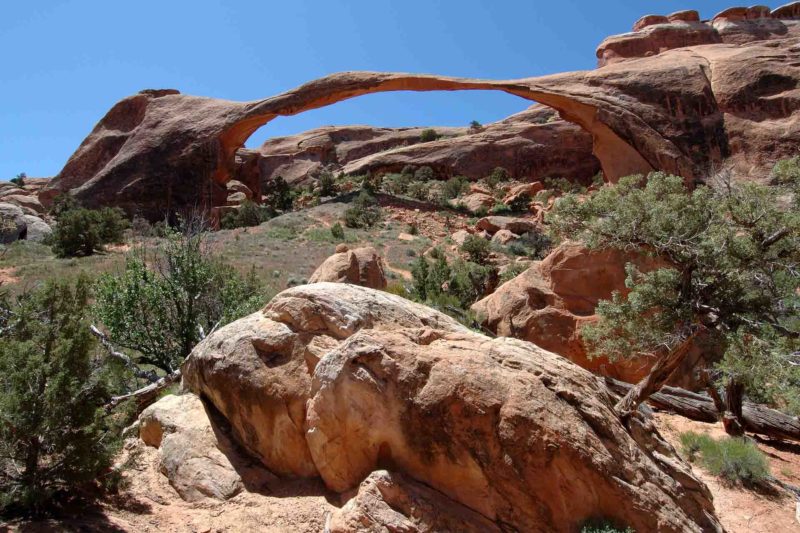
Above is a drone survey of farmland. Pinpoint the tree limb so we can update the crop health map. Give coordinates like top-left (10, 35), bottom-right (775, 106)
top-left (90, 325), bottom-right (159, 383)
top-left (105, 369), bottom-right (181, 411)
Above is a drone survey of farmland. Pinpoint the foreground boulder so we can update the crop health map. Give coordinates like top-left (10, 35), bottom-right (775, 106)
top-left (182, 283), bottom-right (721, 531)
top-left (308, 245), bottom-right (387, 289)
top-left (0, 203), bottom-right (28, 243)
top-left (472, 243), bottom-right (714, 388)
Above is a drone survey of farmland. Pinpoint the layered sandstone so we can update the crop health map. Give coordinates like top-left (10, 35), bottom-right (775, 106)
top-left (308, 245), bottom-right (387, 289)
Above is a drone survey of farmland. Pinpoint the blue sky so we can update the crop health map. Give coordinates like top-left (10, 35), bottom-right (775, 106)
top-left (0, 0), bottom-right (769, 179)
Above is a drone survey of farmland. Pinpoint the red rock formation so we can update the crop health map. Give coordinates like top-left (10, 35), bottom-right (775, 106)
top-left (46, 6), bottom-right (800, 219)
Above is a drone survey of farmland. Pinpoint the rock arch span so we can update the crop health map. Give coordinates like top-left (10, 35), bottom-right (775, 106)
top-left (49, 31), bottom-right (800, 219)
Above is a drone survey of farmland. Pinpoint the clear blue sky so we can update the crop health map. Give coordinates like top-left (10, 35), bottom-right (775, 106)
top-left (0, 0), bottom-right (770, 179)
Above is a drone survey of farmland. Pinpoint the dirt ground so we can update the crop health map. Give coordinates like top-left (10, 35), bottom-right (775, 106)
top-left (654, 412), bottom-right (800, 532)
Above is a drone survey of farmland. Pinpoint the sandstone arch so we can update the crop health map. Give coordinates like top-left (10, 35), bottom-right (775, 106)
top-left (47, 27), bottom-right (800, 218)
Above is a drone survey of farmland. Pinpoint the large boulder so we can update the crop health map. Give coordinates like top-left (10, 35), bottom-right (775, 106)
top-left (22, 215), bottom-right (51, 242)
top-left (475, 215), bottom-right (538, 235)
top-left (182, 283), bottom-right (721, 532)
top-left (308, 245), bottom-right (387, 289)
top-left (139, 393), bottom-right (272, 501)
top-left (472, 243), bottom-right (714, 387)
top-left (0, 203), bottom-right (28, 244)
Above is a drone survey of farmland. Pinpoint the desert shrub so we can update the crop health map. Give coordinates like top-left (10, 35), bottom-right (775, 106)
top-left (359, 173), bottom-right (382, 194)
top-left (490, 202), bottom-right (512, 215)
top-left (545, 176), bottom-right (585, 194)
top-left (48, 193), bottom-right (81, 218)
top-left (401, 165), bottom-right (416, 177)
top-left (486, 167), bottom-right (509, 188)
top-left (460, 234), bottom-right (490, 263)
top-left (330, 222), bottom-right (345, 240)
top-left (469, 120), bottom-right (482, 129)
top-left (414, 166), bottom-right (435, 182)
top-left (580, 520), bottom-right (634, 533)
top-left (680, 431), bottom-right (769, 485)
top-left (344, 191), bottom-right (382, 229)
top-left (508, 192), bottom-right (532, 212)
top-left (441, 175), bottom-right (469, 200)
top-left (382, 173), bottom-right (411, 196)
top-left (448, 259), bottom-right (498, 307)
top-left (507, 231), bottom-right (553, 260)
top-left (385, 281), bottom-right (409, 298)
top-left (49, 207), bottom-right (129, 257)
top-left (10, 172), bottom-right (25, 187)
top-left (262, 175), bottom-right (295, 212)
top-left (770, 155), bottom-right (800, 185)
top-left (419, 128), bottom-right (439, 142)
top-left (94, 221), bottom-right (267, 374)
top-left (0, 277), bottom-right (118, 515)
top-left (407, 180), bottom-right (430, 201)
top-left (220, 200), bottom-right (273, 229)
top-left (318, 170), bottom-right (337, 197)
top-left (499, 262), bottom-right (528, 284)
top-left (407, 221), bottom-right (419, 235)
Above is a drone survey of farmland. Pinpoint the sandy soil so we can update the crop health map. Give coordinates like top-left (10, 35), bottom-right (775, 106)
top-left (654, 412), bottom-right (800, 532)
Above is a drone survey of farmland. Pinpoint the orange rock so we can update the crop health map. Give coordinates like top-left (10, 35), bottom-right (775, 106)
top-left (308, 246), bottom-right (387, 290)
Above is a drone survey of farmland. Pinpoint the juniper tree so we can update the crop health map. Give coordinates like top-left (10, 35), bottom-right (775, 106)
top-left (0, 277), bottom-right (115, 515)
top-left (549, 170), bottom-right (800, 430)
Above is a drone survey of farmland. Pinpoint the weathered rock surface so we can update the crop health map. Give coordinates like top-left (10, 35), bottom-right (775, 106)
top-left (22, 215), bottom-right (51, 242)
top-left (472, 243), bottom-right (714, 388)
top-left (459, 192), bottom-right (495, 214)
top-left (597, 4), bottom-right (800, 66)
top-left (139, 393), bottom-right (273, 501)
top-left (0, 203), bottom-right (28, 244)
top-left (328, 470), bottom-right (501, 533)
top-left (182, 282), bottom-right (721, 532)
top-left (475, 215), bottom-right (538, 235)
top-left (46, 19), bottom-right (800, 217)
top-left (308, 245), bottom-right (387, 289)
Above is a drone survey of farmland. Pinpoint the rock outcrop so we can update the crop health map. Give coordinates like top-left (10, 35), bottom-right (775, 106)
top-left (597, 4), bottom-right (800, 66)
top-left (308, 245), bottom-right (387, 289)
top-left (472, 243), bottom-right (714, 388)
top-left (180, 282), bottom-right (722, 531)
top-left (46, 15), bottom-right (800, 218)
top-left (0, 203), bottom-right (29, 244)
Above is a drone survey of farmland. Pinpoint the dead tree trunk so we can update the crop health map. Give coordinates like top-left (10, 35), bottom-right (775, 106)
top-left (605, 378), bottom-right (800, 442)
top-left (614, 330), bottom-right (702, 418)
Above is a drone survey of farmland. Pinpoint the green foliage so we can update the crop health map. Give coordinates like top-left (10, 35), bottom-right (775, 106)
top-left (49, 193), bottom-right (81, 218)
top-left (401, 165), bottom-right (416, 177)
top-left (507, 192), bottom-right (532, 212)
top-left (10, 173), bottom-right (25, 187)
top-left (94, 223), bottom-right (267, 373)
top-left (460, 234), bottom-right (490, 264)
top-left (506, 231), bottom-right (553, 259)
top-left (500, 262), bottom-right (528, 284)
top-left (490, 202), bottom-right (512, 215)
top-left (0, 277), bottom-right (116, 515)
top-left (407, 180), bottom-right (430, 201)
top-left (344, 191), bottom-right (382, 228)
top-left (318, 170), bottom-right (337, 197)
top-left (545, 176), bottom-right (585, 194)
top-left (414, 166), bottom-right (435, 182)
top-left (486, 167), bottom-right (509, 188)
top-left (549, 172), bottom-right (800, 411)
top-left (770, 155), bottom-right (800, 186)
top-left (419, 128), bottom-right (439, 142)
top-left (580, 520), bottom-right (634, 533)
top-left (469, 120), bottom-right (482, 129)
top-left (411, 255), bottom-right (430, 301)
top-left (411, 253), bottom-right (496, 310)
top-left (262, 175), bottom-right (295, 212)
top-left (220, 200), bottom-right (273, 229)
top-left (330, 222), bottom-right (345, 240)
top-left (49, 207), bottom-right (129, 257)
top-left (382, 173), bottom-right (411, 196)
top-left (441, 175), bottom-right (469, 200)
top-left (679, 432), bottom-right (769, 485)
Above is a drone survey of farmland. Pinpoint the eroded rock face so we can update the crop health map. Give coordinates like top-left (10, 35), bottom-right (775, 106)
top-left (472, 243), bottom-right (715, 388)
top-left (181, 283), bottom-right (721, 532)
top-left (139, 393), bottom-right (273, 501)
top-left (308, 245), bottom-right (387, 289)
top-left (46, 19), bottom-right (800, 218)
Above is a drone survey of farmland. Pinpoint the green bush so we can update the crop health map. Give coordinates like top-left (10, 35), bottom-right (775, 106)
top-left (262, 175), bottom-right (295, 212)
top-left (490, 202), bottom-right (512, 215)
top-left (580, 520), bottom-right (634, 533)
top-left (486, 167), bottom-right (509, 188)
top-left (220, 200), bottom-right (273, 229)
top-left (10, 172), bottom-right (25, 187)
top-left (49, 207), bottom-right (129, 257)
top-left (770, 156), bottom-right (800, 185)
top-left (330, 222), bottom-right (345, 240)
top-left (49, 193), bottom-right (81, 218)
top-left (500, 262), bottom-right (528, 284)
top-left (401, 165), bottom-right (416, 177)
top-left (382, 173), bottom-right (411, 196)
top-left (344, 191), bottom-right (382, 228)
top-left (679, 431), bottom-right (770, 485)
top-left (420, 129), bottom-right (439, 142)
top-left (469, 120), bottom-right (482, 129)
top-left (0, 277), bottom-right (117, 515)
top-left (441, 176), bottom-right (469, 200)
top-left (460, 234), bottom-right (490, 264)
top-left (407, 180), bottom-right (430, 201)
top-left (414, 166), bottom-right (435, 182)
top-left (508, 192), bottom-right (532, 212)
top-left (94, 223), bottom-right (267, 373)
top-left (318, 170), bottom-right (337, 197)
top-left (507, 231), bottom-right (553, 259)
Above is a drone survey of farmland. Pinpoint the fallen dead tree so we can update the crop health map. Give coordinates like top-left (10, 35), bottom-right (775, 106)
top-left (605, 378), bottom-right (800, 443)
